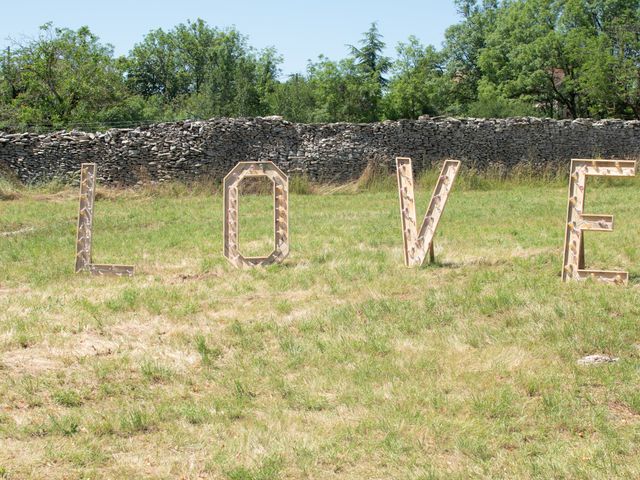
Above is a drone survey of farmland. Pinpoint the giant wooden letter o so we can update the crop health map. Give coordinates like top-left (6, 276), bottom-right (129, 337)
top-left (223, 161), bottom-right (289, 268)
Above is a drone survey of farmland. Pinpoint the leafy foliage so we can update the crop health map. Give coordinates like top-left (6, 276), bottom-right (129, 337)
top-left (3, 4), bottom-right (640, 130)
top-left (1, 24), bottom-right (130, 129)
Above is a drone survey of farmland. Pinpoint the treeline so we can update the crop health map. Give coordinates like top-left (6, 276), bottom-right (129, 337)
top-left (2, 0), bottom-right (640, 131)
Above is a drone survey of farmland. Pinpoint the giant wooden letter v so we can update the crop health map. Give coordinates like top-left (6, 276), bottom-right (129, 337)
top-left (396, 158), bottom-right (460, 267)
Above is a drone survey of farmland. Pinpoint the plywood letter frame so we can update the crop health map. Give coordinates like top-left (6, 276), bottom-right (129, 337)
top-left (223, 161), bottom-right (289, 268)
top-left (561, 159), bottom-right (636, 284)
top-left (75, 163), bottom-right (134, 276)
top-left (396, 157), bottom-right (460, 267)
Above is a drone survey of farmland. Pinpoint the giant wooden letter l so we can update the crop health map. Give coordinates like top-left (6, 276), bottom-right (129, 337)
top-left (562, 159), bottom-right (636, 284)
top-left (75, 163), bottom-right (134, 276)
top-left (396, 157), bottom-right (460, 267)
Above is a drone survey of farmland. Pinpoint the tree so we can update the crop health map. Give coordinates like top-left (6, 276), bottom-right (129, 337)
top-left (576, 0), bottom-right (640, 118)
top-left (348, 22), bottom-right (391, 121)
top-left (0, 47), bottom-right (21, 102)
top-left (384, 36), bottom-right (448, 119)
top-left (174, 19), bottom-right (219, 94)
top-left (442, 0), bottom-right (501, 111)
top-left (477, 0), bottom-right (585, 117)
top-left (201, 29), bottom-right (260, 117)
top-left (266, 73), bottom-right (317, 123)
top-left (307, 55), bottom-right (355, 122)
top-left (127, 20), bottom-right (283, 118)
top-left (255, 47), bottom-right (284, 116)
top-left (127, 27), bottom-right (188, 100)
top-left (2, 23), bottom-right (129, 129)
top-left (476, 0), bottom-right (640, 119)
top-left (7, 6), bottom-right (640, 130)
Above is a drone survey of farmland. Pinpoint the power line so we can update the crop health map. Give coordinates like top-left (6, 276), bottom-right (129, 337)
top-left (1, 117), bottom-right (208, 132)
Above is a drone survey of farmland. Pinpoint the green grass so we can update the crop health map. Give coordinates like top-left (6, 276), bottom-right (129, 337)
top-left (0, 172), bottom-right (639, 479)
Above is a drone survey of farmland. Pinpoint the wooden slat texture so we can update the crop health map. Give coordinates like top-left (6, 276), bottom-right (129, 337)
top-left (89, 264), bottom-right (136, 276)
top-left (561, 159), bottom-right (635, 284)
top-left (74, 163), bottom-right (135, 277)
top-left (575, 270), bottom-right (628, 284)
top-left (223, 161), bottom-right (289, 268)
top-left (580, 214), bottom-right (613, 232)
top-left (75, 163), bottom-right (96, 273)
top-left (396, 158), bottom-right (460, 267)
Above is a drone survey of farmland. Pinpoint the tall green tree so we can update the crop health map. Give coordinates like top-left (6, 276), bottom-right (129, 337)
top-left (174, 19), bottom-right (219, 94)
top-left (576, 0), bottom-right (640, 118)
top-left (127, 27), bottom-right (189, 100)
top-left (384, 36), bottom-right (447, 119)
top-left (255, 47), bottom-right (283, 115)
top-left (442, 0), bottom-right (500, 112)
top-left (128, 20), bottom-right (282, 118)
top-left (2, 23), bottom-right (129, 129)
top-left (0, 47), bottom-right (21, 102)
top-left (476, 0), bottom-right (640, 118)
top-left (307, 55), bottom-right (364, 122)
top-left (266, 73), bottom-right (317, 123)
top-left (348, 22), bottom-right (391, 121)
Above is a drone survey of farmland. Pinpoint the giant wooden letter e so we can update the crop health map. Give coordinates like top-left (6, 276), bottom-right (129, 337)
top-left (562, 159), bottom-right (636, 284)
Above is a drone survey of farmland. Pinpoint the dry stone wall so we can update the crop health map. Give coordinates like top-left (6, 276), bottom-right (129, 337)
top-left (1, 116), bottom-right (640, 185)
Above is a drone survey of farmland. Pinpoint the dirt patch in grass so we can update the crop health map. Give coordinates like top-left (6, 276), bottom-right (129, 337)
top-left (609, 401), bottom-right (640, 425)
top-left (70, 332), bottom-right (119, 357)
top-left (2, 347), bottom-right (63, 373)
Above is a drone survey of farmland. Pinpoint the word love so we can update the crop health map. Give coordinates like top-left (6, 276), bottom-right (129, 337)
top-left (74, 158), bottom-right (636, 285)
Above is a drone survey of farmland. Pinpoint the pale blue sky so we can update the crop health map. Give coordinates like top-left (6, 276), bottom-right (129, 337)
top-left (1, 0), bottom-right (461, 76)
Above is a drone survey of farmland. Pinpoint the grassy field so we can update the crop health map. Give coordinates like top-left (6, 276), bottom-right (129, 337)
top-left (0, 171), bottom-right (639, 479)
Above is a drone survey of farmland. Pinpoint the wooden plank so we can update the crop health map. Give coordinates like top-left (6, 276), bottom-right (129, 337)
top-left (576, 270), bottom-right (628, 285)
top-left (573, 159), bottom-right (635, 177)
top-left (75, 163), bottom-right (95, 273)
top-left (561, 159), bottom-right (635, 284)
top-left (89, 264), bottom-right (135, 277)
top-left (74, 162), bottom-right (135, 276)
top-left (223, 161), bottom-right (289, 268)
top-left (580, 214), bottom-right (613, 232)
top-left (396, 158), bottom-right (460, 267)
